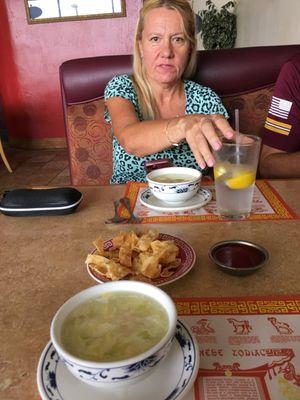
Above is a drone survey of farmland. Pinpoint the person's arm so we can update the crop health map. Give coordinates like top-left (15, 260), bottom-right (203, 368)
top-left (106, 96), bottom-right (234, 169)
top-left (259, 144), bottom-right (300, 178)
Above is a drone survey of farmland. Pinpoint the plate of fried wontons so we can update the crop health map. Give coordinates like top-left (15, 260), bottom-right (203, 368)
top-left (85, 230), bottom-right (196, 287)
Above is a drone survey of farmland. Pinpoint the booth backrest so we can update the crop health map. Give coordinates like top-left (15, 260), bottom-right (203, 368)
top-left (60, 45), bottom-right (300, 185)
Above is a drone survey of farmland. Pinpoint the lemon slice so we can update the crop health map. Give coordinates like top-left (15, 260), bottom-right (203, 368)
top-left (225, 171), bottom-right (255, 189)
top-left (214, 165), bottom-right (227, 179)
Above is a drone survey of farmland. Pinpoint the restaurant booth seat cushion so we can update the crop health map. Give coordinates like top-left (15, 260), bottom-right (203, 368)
top-left (60, 45), bottom-right (300, 185)
top-left (66, 100), bottom-right (112, 185)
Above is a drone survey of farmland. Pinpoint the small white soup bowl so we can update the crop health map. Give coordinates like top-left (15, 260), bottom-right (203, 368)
top-left (50, 281), bottom-right (177, 387)
top-left (146, 167), bottom-right (201, 203)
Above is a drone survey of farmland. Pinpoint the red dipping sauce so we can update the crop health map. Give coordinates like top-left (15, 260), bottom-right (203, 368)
top-left (212, 243), bottom-right (266, 269)
top-left (209, 240), bottom-right (269, 277)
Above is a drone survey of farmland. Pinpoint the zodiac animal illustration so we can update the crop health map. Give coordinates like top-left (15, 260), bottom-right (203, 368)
top-left (227, 318), bottom-right (252, 335)
top-left (191, 319), bottom-right (215, 335)
top-left (267, 317), bottom-right (294, 335)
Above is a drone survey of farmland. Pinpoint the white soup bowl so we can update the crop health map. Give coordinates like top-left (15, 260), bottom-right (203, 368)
top-left (50, 281), bottom-right (177, 387)
top-left (146, 167), bottom-right (201, 203)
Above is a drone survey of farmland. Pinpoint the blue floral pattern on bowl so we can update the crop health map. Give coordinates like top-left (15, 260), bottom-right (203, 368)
top-left (59, 339), bottom-right (172, 385)
top-left (151, 182), bottom-right (199, 194)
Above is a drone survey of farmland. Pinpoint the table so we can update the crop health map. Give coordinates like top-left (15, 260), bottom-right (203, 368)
top-left (1, 180), bottom-right (299, 400)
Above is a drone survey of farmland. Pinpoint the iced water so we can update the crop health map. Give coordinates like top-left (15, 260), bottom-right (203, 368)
top-left (214, 162), bottom-right (256, 219)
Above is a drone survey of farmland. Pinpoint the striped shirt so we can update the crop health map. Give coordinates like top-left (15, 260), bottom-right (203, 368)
top-left (261, 53), bottom-right (300, 152)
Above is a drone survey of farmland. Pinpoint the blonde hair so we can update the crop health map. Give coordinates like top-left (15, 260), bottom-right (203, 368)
top-left (132, 0), bottom-right (197, 120)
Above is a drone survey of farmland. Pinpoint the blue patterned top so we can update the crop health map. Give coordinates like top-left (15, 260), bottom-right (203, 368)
top-left (104, 75), bottom-right (228, 184)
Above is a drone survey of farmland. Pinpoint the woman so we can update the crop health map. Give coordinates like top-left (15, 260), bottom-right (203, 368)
top-left (104, 0), bottom-right (234, 184)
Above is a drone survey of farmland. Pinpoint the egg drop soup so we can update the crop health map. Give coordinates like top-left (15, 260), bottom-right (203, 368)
top-left (61, 291), bottom-right (169, 362)
top-left (152, 174), bottom-right (195, 183)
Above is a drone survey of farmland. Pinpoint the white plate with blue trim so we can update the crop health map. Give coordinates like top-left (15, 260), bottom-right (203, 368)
top-left (37, 319), bottom-right (199, 400)
top-left (140, 187), bottom-right (212, 212)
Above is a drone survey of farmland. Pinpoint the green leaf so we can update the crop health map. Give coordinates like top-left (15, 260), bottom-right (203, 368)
top-left (198, 0), bottom-right (237, 50)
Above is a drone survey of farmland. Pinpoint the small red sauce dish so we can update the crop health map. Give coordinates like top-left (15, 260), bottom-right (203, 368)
top-left (209, 240), bottom-right (269, 276)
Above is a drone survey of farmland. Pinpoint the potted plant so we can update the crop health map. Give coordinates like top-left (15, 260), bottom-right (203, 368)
top-left (199, 0), bottom-right (237, 50)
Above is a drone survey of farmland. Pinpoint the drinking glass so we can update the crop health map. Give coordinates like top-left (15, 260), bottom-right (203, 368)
top-left (213, 134), bottom-right (261, 219)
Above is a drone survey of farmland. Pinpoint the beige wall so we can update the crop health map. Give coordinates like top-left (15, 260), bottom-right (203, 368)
top-left (193, 0), bottom-right (300, 49)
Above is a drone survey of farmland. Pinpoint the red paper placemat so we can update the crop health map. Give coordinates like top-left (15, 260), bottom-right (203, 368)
top-left (38, 296), bottom-right (300, 400)
top-left (176, 295), bottom-right (300, 400)
top-left (120, 180), bottom-right (298, 223)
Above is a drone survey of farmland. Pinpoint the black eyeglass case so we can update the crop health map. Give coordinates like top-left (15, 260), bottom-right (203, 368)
top-left (0, 188), bottom-right (83, 217)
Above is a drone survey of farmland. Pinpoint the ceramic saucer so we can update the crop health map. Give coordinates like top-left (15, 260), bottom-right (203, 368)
top-left (37, 319), bottom-right (199, 400)
top-left (140, 187), bottom-right (212, 212)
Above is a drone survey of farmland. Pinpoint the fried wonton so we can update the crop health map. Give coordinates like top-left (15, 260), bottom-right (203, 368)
top-left (86, 254), bottom-right (132, 280)
top-left (119, 245), bottom-right (133, 267)
top-left (134, 229), bottom-right (159, 252)
top-left (134, 252), bottom-right (162, 279)
top-left (112, 231), bottom-right (139, 250)
top-left (93, 237), bottom-right (113, 258)
top-left (86, 230), bottom-right (181, 282)
top-left (150, 240), bottom-right (179, 264)
top-left (93, 237), bottom-right (104, 254)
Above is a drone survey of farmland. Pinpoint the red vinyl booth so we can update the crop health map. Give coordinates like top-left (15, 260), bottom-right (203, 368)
top-left (60, 45), bottom-right (300, 185)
